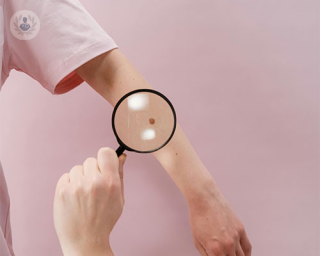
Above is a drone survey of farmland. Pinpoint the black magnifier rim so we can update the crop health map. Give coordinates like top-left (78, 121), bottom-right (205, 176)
top-left (112, 89), bottom-right (177, 154)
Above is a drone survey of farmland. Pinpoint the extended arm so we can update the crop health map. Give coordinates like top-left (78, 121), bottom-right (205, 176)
top-left (75, 49), bottom-right (252, 256)
top-left (74, 49), bottom-right (212, 202)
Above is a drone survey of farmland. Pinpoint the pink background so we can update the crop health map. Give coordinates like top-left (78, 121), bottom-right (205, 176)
top-left (0, 0), bottom-right (319, 255)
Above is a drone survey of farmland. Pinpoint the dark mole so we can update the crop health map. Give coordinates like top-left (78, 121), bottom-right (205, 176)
top-left (176, 153), bottom-right (178, 155)
top-left (149, 118), bottom-right (155, 125)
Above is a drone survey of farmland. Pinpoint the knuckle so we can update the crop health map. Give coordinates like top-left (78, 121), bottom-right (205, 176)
top-left (238, 223), bottom-right (245, 234)
top-left (70, 165), bottom-right (82, 174)
top-left (233, 231), bottom-right (241, 240)
top-left (246, 242), bottom-right (253, 252)
top-left (75, 165), bottom-right (83, 170)
top-left (223, 236), bottom-right (235, 250)
top-left (84, 157), bottom-right (97, 166)
top-left (99, 147), bottom-right (112, 155)
top-left (99, 147), bottom-right (116, 159)
top-left (207, 242), bottom-right (224, 255)
top-left (57, 173), bottom-right (67, 185)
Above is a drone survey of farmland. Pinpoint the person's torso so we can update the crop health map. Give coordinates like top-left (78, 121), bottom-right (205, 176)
top-left (0, 1), bottom-right (14, 255)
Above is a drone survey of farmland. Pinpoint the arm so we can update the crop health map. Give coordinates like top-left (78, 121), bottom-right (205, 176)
top-left (74, 49), bottom-right (213, 200)
top-left (75, 49), bottom-right (252, 256)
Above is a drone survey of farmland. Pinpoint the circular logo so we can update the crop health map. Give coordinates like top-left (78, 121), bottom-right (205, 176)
top-left (10, 10), bottom-right (40, 40)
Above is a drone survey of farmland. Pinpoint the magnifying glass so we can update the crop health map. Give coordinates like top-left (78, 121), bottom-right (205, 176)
top-left (112, 89), bottom-right (177, 157)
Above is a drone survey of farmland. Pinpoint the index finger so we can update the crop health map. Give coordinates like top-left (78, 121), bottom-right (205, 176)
top-left (97, 147), bottom-right (119, 178)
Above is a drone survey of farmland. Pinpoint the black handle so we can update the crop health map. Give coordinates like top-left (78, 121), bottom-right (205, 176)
top-left (116, 145), bottom-right (125, 157)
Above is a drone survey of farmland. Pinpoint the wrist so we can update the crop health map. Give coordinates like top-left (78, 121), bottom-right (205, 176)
top-left (184, 177), bottom-right (222, 209)
top-left (92, 246), bottom-right (113, 256)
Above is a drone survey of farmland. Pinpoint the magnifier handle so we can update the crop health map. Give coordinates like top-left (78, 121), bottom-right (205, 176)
top-left (116, 145), bottom-right (125, 157)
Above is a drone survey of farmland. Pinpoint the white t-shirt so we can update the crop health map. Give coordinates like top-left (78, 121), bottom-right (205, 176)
top-left (0, 0), bottom-right (118, 255)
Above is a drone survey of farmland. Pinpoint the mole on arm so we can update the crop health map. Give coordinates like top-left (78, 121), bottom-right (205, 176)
top-left (149, 118), bottom-right (155, 125)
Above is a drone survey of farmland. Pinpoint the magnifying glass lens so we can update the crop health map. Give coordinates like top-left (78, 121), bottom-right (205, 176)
top-left (113, 91), bottom-right (175, 153)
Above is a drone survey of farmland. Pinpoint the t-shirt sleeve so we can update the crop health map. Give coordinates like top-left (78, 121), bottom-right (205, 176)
top-left (3, 0), bottom-right (118, 94)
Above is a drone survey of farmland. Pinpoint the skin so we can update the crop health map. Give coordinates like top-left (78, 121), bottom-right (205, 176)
top-left (55, 48), bottom-right (252, 255)
top-left (54, 148), bottom-right (126, 256)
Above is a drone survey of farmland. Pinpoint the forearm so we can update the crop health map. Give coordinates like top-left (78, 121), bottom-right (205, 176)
top-left (76, 49), bottom-right (217, 203)
top-left (151, 123), bottom-right (216, 201)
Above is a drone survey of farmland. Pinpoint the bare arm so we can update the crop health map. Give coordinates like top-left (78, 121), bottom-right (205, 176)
top-left (75, 48), bottom-right (252, 256)
top-left (75, 49), bottom-right (213, 201)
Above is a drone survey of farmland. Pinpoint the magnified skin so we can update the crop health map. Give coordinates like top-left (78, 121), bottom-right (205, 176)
top-left (74, 49), bottom-right (252, 256)
top-left (114, 95), bottom-right (172, 151)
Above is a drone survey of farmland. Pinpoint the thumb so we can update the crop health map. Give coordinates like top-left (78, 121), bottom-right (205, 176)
top-left (118, 153), bottom-right (127, 203)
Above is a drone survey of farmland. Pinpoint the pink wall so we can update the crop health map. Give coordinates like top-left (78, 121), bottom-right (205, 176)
top-left (0, 0), bottom-right (319, 255)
